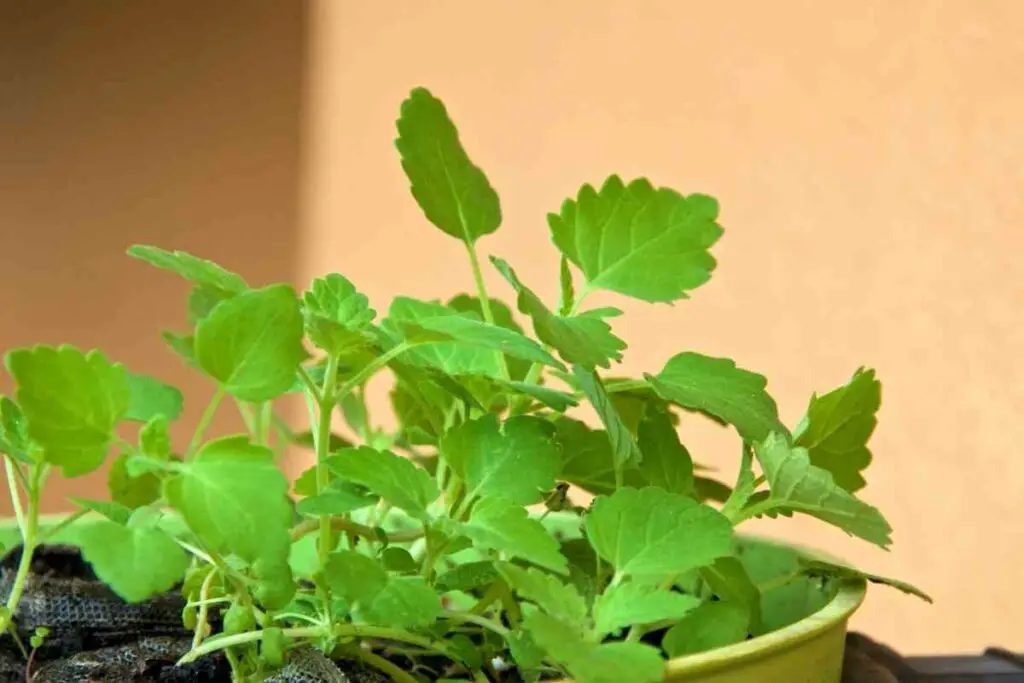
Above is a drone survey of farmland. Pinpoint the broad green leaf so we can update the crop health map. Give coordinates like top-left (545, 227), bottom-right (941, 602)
top-left (165, 436), bottom-right (293, 565)
top-left (327, 447), bottom-right (438, 520)
top-left (76, 518), bottom-right (188, 602)
top-left (554, 418), bottom-right (644, 495)
top-left (69, 497), bottom-right (132, 525)
top-left (497, 381), bottom-right (579, 411)
top-left (525, 611), bottom-right (663, 683)
top-left (442, 414), bottom-right (560, 506)
top-left (302, 274), bottom-right (376, 356)
top-left (436, 561), bottom-right (499, 593)
top-left (592, 583), bottom-right (700, 638)
top-left (459, 497), bottom-right (568, 574)
top-left (6, 346), bottom-right (131, 477)
top-left (585, 487), bottom-right (733, 582)
top-left (0, 397), bottom-right (34, 463)
top-left (194, 285), bottom-right (306, 402)
top-left (127, 245), bottom-right (248, 294)
top-left (384, 297), bottom-right (563, 375)
top-left (693, 476), bottom-right (733, 504)
top-left (498, 564), bottom-right (588, 628)
top-left (752, 433), bottom-right (892, 548)
top-left (108, 454), bottom-right (161, 509)
top-left (448, 294), bottom-right (531, 380)
top-left (798, 559), bottom-right (932, 603)
top-left (794, 368), bottom-right (881, 493)
top-left (187, 284), bottom-right (234, 325)
top-left (324, 550), bottom-right (389, 604)
top-left (295, 488), bottom-right (377, 517)
top-left (662, 601), bottom-right (749, 657)
top-left (139, 415), bottom-right (171, 460)
top-left (380, 548), bottom-right (418, 574)
top-left (646, 352), bottom-right (784, 442)
top-left (636, 403), bottom-right (693, 495)
top-left (395, 88), bottom-right (501, 244)
top-left (363, 577), bottom-right (440, 628)
top-left (548, 175), bottom-right (722, 303)
top-left (125, 372), bottom-right (183, 423)
top-left (699, 557), bottom-right (762, 632)
top-left (573, 367), bottom-right (640, 469)
top-left (491, 257), bottom-right (625, 370)
top-left (508, 629), bottom-right (545, 673)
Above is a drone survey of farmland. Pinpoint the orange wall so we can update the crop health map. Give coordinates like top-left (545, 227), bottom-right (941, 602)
top-left (301, 1), bottom-right (1024, 654)
top-left (0, 2), bottom-right (306, 510)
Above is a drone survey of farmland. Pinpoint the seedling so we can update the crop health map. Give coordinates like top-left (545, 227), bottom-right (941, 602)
top-left (0, 88), bottom-right (928, 682)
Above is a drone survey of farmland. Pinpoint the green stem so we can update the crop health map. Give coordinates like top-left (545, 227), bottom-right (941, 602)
top-left (0, 465), bottom-right (42, 637)
top-left (333, 342), bottom-right (415, 404)
top-left (289, 517), bottom-right (423, 545)
top-left (192, 568), bottom-right (218, 649)
top-left (235, 400), bottom-right (256, 435)
top-left (187, 386), bottom-right (226, 458)
top-left (347, 646), bottom-right (420, 683)
top-left (442, 611), bottom-right (510, 638)
top-left (465, 242), bottom-right (509, 381)
top-left (37, 508), bottom-right (89, 543)
top-left (728, 499), bottom-right (776, 525)
top-left (469, 581), bottom-right (503, 615)
top-left (3, 459), bottom-right (26, 539)
top-left (311, 354), bottom-right (341, 632)
top-left (259, 402), bottom-right (273, 446)
top-left (295, 367), bottom-right (322, 403)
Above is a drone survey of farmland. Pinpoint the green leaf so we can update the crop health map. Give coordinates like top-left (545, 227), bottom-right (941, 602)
top-left (442, 415), bottom-right (561, 506)
top-left (69, 497), bottom-right (132, 525)
top-left (459, 497), bottom-right (568, 574)
top-left (646, 352), bottom-right (784, 442)
top-left (125, 372), bottom-right (183, 423)
top-left (497, 381), bottom-right (579, 411)
top-left (699, 557), bottom-right (762, 632)
top-left (448, 294), bottom-right (531, 380)
top-left (573, 367), bottom-right (641, 470)
top-left (751, 433), bottom-right (892, 548)
top-left (325, 550), bottom-right (389, 604)
top-left (395, 88), bottom-right (501, 245)
top-left (325, 551), bottom-right (440, 628)
top-left (384, 297), bottom-right (563, 375)
top-left (721, 445), bottom-right (757, 520)
top-left (585, 487), bottom-right (733, 582)
top-left (165, 436), bottom-right (293, 565)
top-left (558, 256), bottom-right (575, 316)
top-left (794, 368), bottom-right (881, 493)
top-left (548, 175), bottom-right (722, 303)
top-left (798, 558), bottom-right (932, 603)
top-left (525, 611), bottom-right (663, 683)
top-left (693, 476), bottom-right (733, 504)
top-left (162, 332), bottom-right (197, 368)
top-left (380, 548), bottom-right (418, 574)
top-left (6, 346), bottom-right (131, 477)
top-left (498, 564), bottom-right (588, 628)
top-left (636, 403), bottom-right (693, 495)
top-left (662, 601), bottom-right (749, 657)
top-left (127, 245), bottom-right (248, 294)
top-left (139, 416), bottom-right (171, 459)
top-left (554, 418), bottom-right (644, 495)
top-left (0, 397), bottom-right (34, 463)
top-left (508, 629), bottom-right (545, 673)
top-left (187, 284), bottom-right (234, 325)
top-left (76, 518), bottom-right (188, 602)
top-left (302, 274), bottom-right (376, 356)
top-left (327, 447), bottom-right (438, 520)
top-left (436, 561), bottom-right (498, 592)
top-left (592, 583), bottom-right (700, 638)
top-left (194, 285), bottom-right (307, 402)
top-left (491, 257), bottom-right (625, 370)
top-left (108, 454), bottom-right (161, 509)
top-left (295, 487), bottom-right (377, 517)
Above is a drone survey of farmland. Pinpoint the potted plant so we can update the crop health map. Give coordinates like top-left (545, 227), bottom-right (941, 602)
top-left (0, 88), bottom-right (928, 683)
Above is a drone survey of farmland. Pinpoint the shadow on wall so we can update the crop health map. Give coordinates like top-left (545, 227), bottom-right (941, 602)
top-left (0, 1), bottom-right (308, 512)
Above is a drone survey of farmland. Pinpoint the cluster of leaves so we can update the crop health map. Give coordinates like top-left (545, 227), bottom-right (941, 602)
top-left (0, 88), bottom-right (928, 683)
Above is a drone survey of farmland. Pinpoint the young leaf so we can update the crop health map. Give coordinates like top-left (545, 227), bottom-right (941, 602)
top-left (302, 274), bottom-right (376, 356)
top-left (646, 352), bottom-right (784, 442)
top-left (524, 611), bottom-right (663, 683)
top-left (162, 331), bottom-right (198, 368)
top-left (592, 583), bottom-right (700, 638)
top-left (395, 88), bottom-right (501, 244)
top-left (798, 559), bottom-right (932, 603)
top-left (0, 397), bottom-right (34, 463)
top-left (325, 551), bottom-right (440, 628)
top-left (108, 454), bottom-right (161, 509)
top-left (794, 368), bottom-right (881, 493)
top-left (68, 497), bottom-right (133, 525)
top-left (491, 257), bottom-right (625, 370)
top-left (127, 245), bottom-right (248, 294)
top-left (573, 367), bottom-right (641, 470)
top-left (324, 550), bottom-right (389, 604)
top-left (76, 517), bottom-right (188, 602)
top-left (585, 487), bottom-right (733, 582)
top-left (194, 284), bottom-right (307, 402)
top-left (548, 175), bottom-right (722, 303)
top-left (6, 346), bottom-right (131, 476)
top-left (662, 601), bottom-right (749, 657)
top-left (698, 557), bottom-right (762, 632)
top-left (636, 403), bottom-right (693, 495)
top-left (458, 497), bottom-right (568, 575)
top-left (442, 414), bottom-right (561, 506)
top-left (558, 256), bottom-right (575, 316)
top-left (125, 371), bottom-right (183, 423)
top-left (165, 436), bottom-right (294, 565)
top-left (327, 447), bottom-right (438, 521)
top-left (384, 297), bottom-right (563, 374)
top-left (139, 415), bottom-right (172, 460)
top-left (496, 381), bottom-right (579, 411)
top-left (187, 284), bottom-right (233, 325)
top-left (751, 433), bottom-right (893, 548)
top-left (498, 564), bottom-right (588, 628)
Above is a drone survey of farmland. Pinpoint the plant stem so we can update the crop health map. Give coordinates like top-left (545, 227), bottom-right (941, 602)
top-left (289, 517), bottom-right (424, 545)
top-left (465, 242), bottom-right (509, 381)
top-left (347, 647), bottom-right (420, 683)
top-left (3, 459), bottom-right (25, 539)
top-left (333, 342), bottom-right (414, 404)
top-left (728, 499), bottom-right (777, 525)
top-left (235, 400), bottom-right (255, 435)
top-left (442, 611), bottom-right (510, 638)
top-left (192, 568), bottom-right (218, 649)
top-left (295, 367), bottom-right (322, 403)
top-left (258, 402), bottom-right (273, 446)
top-left (37, 508), bottom-right (89, 543)
top-left (0, 465), bottom-right (42, 638)
top-left (187, 386), bottom-right (226, 458)
top-left (314, 354), bottom-right (341, 574)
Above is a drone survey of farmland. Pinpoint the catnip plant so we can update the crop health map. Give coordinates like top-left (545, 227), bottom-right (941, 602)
top-left (0, 88), bottom-right (928, 683)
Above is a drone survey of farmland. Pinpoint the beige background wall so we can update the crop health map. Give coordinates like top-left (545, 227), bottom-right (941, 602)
top-left (302, 1), bottom-right (1024, 654)
top-left (0, 2), bottom-right (306, 509)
